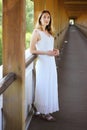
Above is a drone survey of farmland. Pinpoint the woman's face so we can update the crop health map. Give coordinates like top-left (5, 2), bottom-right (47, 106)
top-left (40, 13), bottom-right (51, 27)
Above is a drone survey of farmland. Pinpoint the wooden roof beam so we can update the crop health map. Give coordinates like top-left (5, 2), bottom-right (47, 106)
top-left (64, 1), bottom-right (87, 5)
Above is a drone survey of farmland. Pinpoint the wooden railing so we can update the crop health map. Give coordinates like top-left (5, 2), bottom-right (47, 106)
top-left (0, 72), bottom-right (17, 130)
top-left (0, 72), bottom-right (17, 95)
top-left (26, 54), bottom-right (37, 68)
top-left (25, 54), bottom-right (37, 130)
top-left (0, 54), bottom-right (37, 130)
top-left (0, 54), bottom-right (37, 95)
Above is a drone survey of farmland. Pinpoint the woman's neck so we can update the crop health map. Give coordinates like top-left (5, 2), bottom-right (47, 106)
top-left (41, 26), bottom-right (46, 32)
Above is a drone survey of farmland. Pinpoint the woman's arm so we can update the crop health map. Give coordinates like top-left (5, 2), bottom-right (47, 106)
top-left (30, 29), bottom-right (58, 56)
top-left (30, 29), bottom-right (48, 55)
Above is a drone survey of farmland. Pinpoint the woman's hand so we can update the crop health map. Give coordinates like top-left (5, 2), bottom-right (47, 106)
top-left (46, 49), bottom-right (59, 56)
top-left (53, 49), bottom-right (59, 56)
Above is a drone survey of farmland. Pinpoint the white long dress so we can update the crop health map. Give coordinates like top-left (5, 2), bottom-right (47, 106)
top-left (34, 30), bottom-right (59, 114)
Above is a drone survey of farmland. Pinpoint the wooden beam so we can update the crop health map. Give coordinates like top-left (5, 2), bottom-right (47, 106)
top-left (64, 1), bottom-right (87, 5)
top-left (3, 0), bottom-right (26, 130)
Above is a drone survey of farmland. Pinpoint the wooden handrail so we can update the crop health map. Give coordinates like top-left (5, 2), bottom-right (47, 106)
top-left (0, 72), bottom-right (16, 95)
top-left (25, 54), bottom-right (37, 68)
top-left (0, 54), bottom-right (37, 95)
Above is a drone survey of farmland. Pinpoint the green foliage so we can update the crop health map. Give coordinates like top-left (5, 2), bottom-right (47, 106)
top-left (0, 0), bottom-right (2, 25)
top-left (0, 25), bottom-right (2, 65)
top-left (0, 42), bottom-right (2, 65)
top-left (0, 0), bottom-right (2, 11)
top-left (26, 0), bottom-right (34, 33)
top-left (26, 32), bottom-right (32, 49)
top-left (25, 0), bottom-right (34, 49)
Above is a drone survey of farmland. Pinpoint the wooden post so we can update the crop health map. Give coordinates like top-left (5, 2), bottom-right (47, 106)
top-left (2, 0), bottom-right (25, 130)
top-left (34, 0), bottom-right (45, 25)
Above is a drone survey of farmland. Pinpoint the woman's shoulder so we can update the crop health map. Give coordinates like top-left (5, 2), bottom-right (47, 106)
top-left (33, 28), bottom-right (41, 33)
top-left (32, 29), bottom-right (42, 36)
top-left (32, 29), bottom-right (41, 41)
top-left (31, 29), bottom-right (40, 36)
top-left (32, 29), bottom-right (38, 33)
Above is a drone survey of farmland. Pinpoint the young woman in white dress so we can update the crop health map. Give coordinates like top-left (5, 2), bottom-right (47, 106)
top-left (30, 10), bottom-right (59, 121)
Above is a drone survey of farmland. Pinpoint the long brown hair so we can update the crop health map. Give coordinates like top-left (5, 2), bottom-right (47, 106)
top-left (35, 10), bottom-right (53, 35)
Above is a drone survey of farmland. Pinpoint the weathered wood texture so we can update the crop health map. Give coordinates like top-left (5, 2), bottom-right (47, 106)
top-left (2, 0), bottom-right (26, 130)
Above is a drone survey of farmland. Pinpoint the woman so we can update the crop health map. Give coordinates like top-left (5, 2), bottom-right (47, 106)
top-left (30, 10), bottom-right (59, 121)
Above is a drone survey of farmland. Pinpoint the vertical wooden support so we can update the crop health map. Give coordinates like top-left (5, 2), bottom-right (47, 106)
top-left (45, 0), bottom-right (60, 48)
top-left (58, 0), bottom-right (63, 33)
top-left (58, 0), bottom-right (68, 32)
top-left (3, 0), bottom-right (25, 130)
top-left (53, 0), bottom-right (59, 33)
top-left (45, 0), bottom-right (54, 23)
top-left (45, 0), bottom-right (59, 34)
top-left (34, 0), bottom-right (45, 25)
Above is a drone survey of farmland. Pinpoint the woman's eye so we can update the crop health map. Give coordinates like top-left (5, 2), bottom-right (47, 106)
top-left (43, 16), bottom-right (46, 19)
top-left (47, 16), bottom-right (50, 19)
top-left (42, 14), bottom-right (50, 19)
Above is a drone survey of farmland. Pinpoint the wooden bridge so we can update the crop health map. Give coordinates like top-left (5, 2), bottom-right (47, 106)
top-left (0, 0), bottom-right (87, 130)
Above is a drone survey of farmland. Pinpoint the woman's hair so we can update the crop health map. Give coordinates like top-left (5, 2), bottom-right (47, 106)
top-left (35, 10), bottom-right (53, 35)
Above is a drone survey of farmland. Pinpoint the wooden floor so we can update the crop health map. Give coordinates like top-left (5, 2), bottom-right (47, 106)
top-left (28, 26), bottom-right (87, 130)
